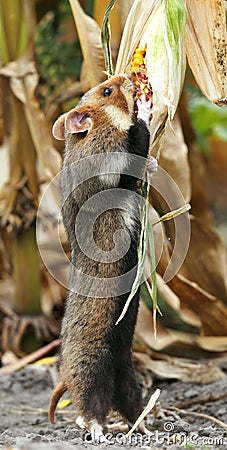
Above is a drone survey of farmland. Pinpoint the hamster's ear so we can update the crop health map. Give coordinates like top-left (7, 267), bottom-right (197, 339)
top-left (52, 113), bottom-right (67, 141)
top-left (65, 107), bottom-right (92, 134)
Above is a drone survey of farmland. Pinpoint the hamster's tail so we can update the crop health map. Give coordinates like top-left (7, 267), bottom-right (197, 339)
top-left (49, 381), bottom-right (67, 424)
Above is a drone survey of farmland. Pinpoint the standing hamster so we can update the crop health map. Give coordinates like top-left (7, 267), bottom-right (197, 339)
top-left (49, 74), bottom-right (151, 441)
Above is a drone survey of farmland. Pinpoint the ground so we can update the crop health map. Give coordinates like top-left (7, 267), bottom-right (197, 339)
top-left (0, 365), bottom-right (226, 450)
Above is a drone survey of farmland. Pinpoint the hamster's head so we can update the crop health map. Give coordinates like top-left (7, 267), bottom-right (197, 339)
top-left (52, 74), bottom-right (136, 141)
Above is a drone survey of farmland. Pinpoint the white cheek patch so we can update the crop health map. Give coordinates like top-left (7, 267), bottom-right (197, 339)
top-left (105, 105), bottom-right (133, 131)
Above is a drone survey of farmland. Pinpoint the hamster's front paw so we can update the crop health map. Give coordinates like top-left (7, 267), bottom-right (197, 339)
top-left (137, 95), bottom-right (152, 128)
top-left (147, 155), bottom-right (158, 174)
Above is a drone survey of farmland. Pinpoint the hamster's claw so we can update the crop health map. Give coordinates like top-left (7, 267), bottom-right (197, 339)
top-left (90, 420), bottom-right (108, 443)
top-left (76, 415), bottom-right (86, 429)
top-left (138, 421), bottom-right (152, 437)
top-left (107, 421), bottom-right (129, 432)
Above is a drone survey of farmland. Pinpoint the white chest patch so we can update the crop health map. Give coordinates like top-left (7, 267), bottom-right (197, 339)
top-left (104, 105), bottom-right (133, 131)
top-left (98, 152), bottom-right (129, 187)
top-left (121, 196), bottom-right (138, 234)
top-left (98, 173), bottom-right (120, 186)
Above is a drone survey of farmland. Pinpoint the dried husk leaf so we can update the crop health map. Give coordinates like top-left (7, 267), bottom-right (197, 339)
top-left (186, 0), bottom-right (227, 105)
top-left (146, 214), bottom-right (196, 331)
top-left (69, 0), bottom-right (106, 88)
top-left (153, 114), bottom-right (191, 202)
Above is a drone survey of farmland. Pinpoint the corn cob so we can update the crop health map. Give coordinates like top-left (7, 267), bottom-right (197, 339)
top-left (130, 45), bottom-right (153, 112)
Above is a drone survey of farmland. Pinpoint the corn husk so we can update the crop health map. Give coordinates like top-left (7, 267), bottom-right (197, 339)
top-left (116, 0), bottom-right (187, 144)
top-left (115, 0), bottom-right (158, 74)
top-left (186, 0), bottom-right (227, 106)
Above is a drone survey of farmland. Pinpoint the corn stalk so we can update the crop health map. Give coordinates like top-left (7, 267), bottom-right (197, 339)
top-left (0, 0), bottom-right (61, 354)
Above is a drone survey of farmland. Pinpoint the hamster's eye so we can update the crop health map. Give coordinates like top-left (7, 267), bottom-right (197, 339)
top-left (103, 87), bottom-right (113, 97)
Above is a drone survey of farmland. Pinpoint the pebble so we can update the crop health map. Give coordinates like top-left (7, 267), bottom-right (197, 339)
top-left (184, 389), bottom-right (198, 398)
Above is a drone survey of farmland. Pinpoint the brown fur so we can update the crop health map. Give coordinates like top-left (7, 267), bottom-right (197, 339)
top-left (49, 381), bottom-right (67, 424)
top-left (49, 75), bottom-right (150, 429)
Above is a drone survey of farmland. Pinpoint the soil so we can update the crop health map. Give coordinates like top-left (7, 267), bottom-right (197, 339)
top-left (0, 364), bottom-right (226, 450)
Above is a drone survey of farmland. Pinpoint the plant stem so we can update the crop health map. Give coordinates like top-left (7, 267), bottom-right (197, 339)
top-left (13, 224), bottom-right (41, 316)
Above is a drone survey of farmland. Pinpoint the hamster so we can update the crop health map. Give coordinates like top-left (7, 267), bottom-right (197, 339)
top-left (49, 74), bottom-right (151, 441)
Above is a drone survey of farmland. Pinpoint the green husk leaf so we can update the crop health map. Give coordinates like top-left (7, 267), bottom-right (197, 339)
top-left (115, 184), bottom-right (149, 325)
top-left (101, 0), bottom-right (115, 76)
top-left (147, 211), bottom-right (158, 338)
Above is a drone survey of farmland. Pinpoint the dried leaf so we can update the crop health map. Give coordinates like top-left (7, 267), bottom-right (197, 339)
top-left (186, 0), bottom-right (227, 105)
top-left (57, 399), bottom-right (72, 410)
top-left (1, 60), bottom-right (62, 182)
top-left (0, 339), bottom-right (61, 375)
top-left (154, 204), bottom-right (191, 225)
top-left (136, 301), bottom-right (227, 352)
top-left (69, 0), bottom-right (106, 88)
top-left (156, 273), bottom-right (201, 328)
top-left (34, 356), bottom-right (58, 366)
top-left (188, 144), bottom-right (214, 223)
top-left (168, 274), bottom-right (227, 336)
top-left (179, 217), bottom-right (227, 302)
top-left (134, 352), bottom-right (224, 383)
top-left (152, 213), bottom-right (227, 335)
